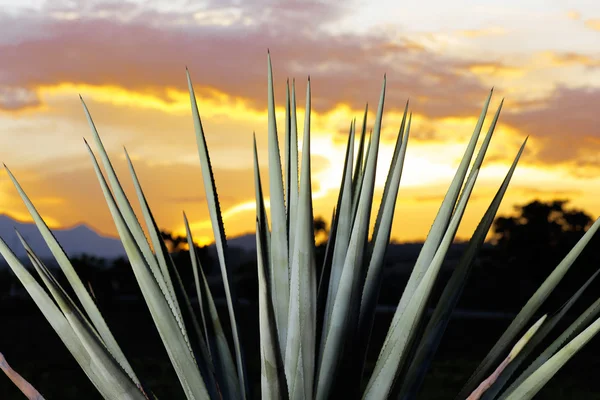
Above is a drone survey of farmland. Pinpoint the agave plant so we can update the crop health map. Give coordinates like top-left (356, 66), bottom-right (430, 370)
top-left (2, 52), bottom-right (600, 400)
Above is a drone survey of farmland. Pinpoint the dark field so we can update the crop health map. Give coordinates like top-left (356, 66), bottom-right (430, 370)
top-left (1, 300), bottom-right (600, 399)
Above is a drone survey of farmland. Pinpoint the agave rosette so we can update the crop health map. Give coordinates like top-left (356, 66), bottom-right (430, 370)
top-left (2, 53), bottom-right (600, 400)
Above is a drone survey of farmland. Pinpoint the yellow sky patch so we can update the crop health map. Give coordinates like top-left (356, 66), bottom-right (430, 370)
top-left (585, 19), bottom-right (600, 31)
top-left (2, 80), bottom-right (597, 245)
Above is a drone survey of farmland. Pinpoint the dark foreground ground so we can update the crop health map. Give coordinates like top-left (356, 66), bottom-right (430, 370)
top-left (1, 301), bottom-right (599, 400)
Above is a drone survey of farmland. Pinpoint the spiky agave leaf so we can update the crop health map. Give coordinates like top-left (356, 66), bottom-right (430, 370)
top-left (481, 267), bottom-right (600, 400)
top-left (0, 352), bottom-right (45, 400)
top-left (320, 120), bottom-right (356, 360)
top-left (85, 141), bottom-right (209, 399)
top-left (285, 77), bottom-right (317, 400)
top-left (385, 90), bottom-right (493, 357)
top-left (20, 241), bottom-right (146, 400)
top-left (0, 237), bottom-right (125, 398)
top-left (457, 214), bottom-right (600, 398)
top-left (352, 104), bottom-right (368, 204)
top-left (3, 166), bottom-right (139, 385)
top-left (316, 76), bottom-right (387, 400)
top-left (364, 91), bottom-right (491, 399)
top-left (254, 133), bottom-right (288, 399)
top-left (123, 151), bottom-right (218, 395)
top-left (358, 110), bottom-right (410, 342)
top-left (363, 169), bottom-right (480, 400)
top-left (266, 53), bottom-right (291, 358)
top-left (187, 68), bottom-right (248, 399)
top-left (467, 315), bottom-right (547, 400)
top-left (503, 311), bottom-right (600, 400)
top-left (183, 213), bottom-right (240, 400)
top-left (398, 137), bottom-right (527, 400)
top-left (80, 99), bottom-right (183, 329)
top-left (287, 79), bottom-right (300, 283)
top-left (500, 293), bottom-right (600, 399)
top-left (124, 148), bottom-right (182, 323)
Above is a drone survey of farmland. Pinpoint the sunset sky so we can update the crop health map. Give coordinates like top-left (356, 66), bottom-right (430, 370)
top-left (1, 0), bottom-right (600, 245)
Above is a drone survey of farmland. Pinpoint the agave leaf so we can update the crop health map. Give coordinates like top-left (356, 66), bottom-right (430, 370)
top-left (316, 205), bottom-right (338, 347)
top-left (501, 294), bottom-right (600, 398)
top-left (184, 213), bottom-right (240, 400)
top-left (318, 205), bottom-right (338, 294)
top-left (82, 106), bottom-right (191, 349)
top-left (467, 315), bottom-right (547, 400)
top-left (182, 212), bottom-right (212, 357)
top-left (368, 101), bottom-right (408, 251)
top-left (120, 157), bottom-right (216, 382)
top-left (265, 53), bottom-right (291, 357)
top-left (457, 214), bottom-right (600, 398)
top-left (288, 78), bottom-right (300, 277)
top-left (351, 129), bottom-right (371, 223)
top-left (482, 266), bottom-right (600, 400)
top-left (120, 154), bottom-right (223, 395)
top-left (3, 165), bottom-right (139, 385)
top-left (320, 120), bottom-right (356, 359)
top-left (122, 154), bottom-right (215, 381)
top-left (256, 218), bottom-right (288, 399)
top-left (285, 78), bottom-right (317, 400)
top-left (315, 77), bottom-right (386, 400)
top-left (15, 230), bottom-right (104, 346)
top-left (502, 312), bottom-right (600, 400)
top-left (162, 238), bottom-right (218, 397)
top-left (359, 109), bottom-right (410, 327)
top-left (385, 90), bottom-right (493, 360)
top-left (197, 261), bottom-right (242, 400)
top-left (0, 237), bottom-right (127, 399)
top-left (0, 352), bottom-right (45, 400)
top-left (123, 148), bottom-right (181, 321)
top-left (352, 113), bottom-right (410, 389)
top-left (86, 142), bottom-right (209, 399)
top-left (373, 90), bottom-right (492, 395)
top-left (351, 104), bottom-right (368, 203)
top-left (187, 68), bottom-right (247, 398)
top-left (82, 101), bottom-right (189, 363)
top-left (284, 79), bottom-right (291, 224)
top-left (317, 118), bottom-right (357, 301)
top-left (23, 245), bottom-right (146, 400)
top-left (254, 134), bottom-right (286, 397)
top-left (398, 138), bottom-right (527, 400)
top-left (454, 99), bottom-right (503, 216)
top-left (253, 133), bottom-right (272, 259)
top-left (80, 100), bottom-right (179, 316)
top-left (363, 170), bottom-right (479, 400)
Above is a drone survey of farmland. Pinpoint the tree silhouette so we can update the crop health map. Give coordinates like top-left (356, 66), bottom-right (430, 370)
top-left (160, 230), bottom-right (188, 253)
top-left (490, 199), bottom-right (597, 300)
top-left (313, 216), bottom-right (328, 237)
top-left (493, 200), bottom-right (592, 249)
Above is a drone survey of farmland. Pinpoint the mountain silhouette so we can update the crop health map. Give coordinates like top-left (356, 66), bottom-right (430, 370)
top-left (0, 214), bottom-right (127, 261)
top-left (0, 214), bottom-right (260, 267)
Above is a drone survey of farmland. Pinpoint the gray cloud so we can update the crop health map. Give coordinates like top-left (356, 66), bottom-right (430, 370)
top-left (0, 86), bottom-right (40, 111)
top-left (503, 85), bottom-right (600, 165)
top-left (0, 0), bottom-right (488, 119)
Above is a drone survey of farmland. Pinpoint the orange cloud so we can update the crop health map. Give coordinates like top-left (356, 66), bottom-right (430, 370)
top-left (544, 52), bottom-right (600, 67)
top-left (468, 63), bottom-right (525, 79)
top-left (567, 10), bottom-right (581, 21)
top-left (585, 19), bottom-right (600, 31)
top-left (0, 6), bottom-right (490, 120)
top-left (457, 27), bottom-right (506, 38)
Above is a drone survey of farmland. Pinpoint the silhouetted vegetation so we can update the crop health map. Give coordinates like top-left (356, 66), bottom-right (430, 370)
top-left (2, 200), bottom-right (600, 398)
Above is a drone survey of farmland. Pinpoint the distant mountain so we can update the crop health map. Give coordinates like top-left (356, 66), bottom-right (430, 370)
top-left (0, 214), bottom-right (485, 270)
top-left (0, 214), bottom-right (127, 261)
top-left (224, 233), bottom-right (256, 253)
top-left (0, 214), bottom-right (259, 267)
